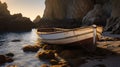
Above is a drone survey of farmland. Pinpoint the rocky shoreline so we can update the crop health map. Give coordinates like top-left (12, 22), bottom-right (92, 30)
top-left (0, 32), bottom-right (120, 67)
top-left (20, 36), bottom-right (120, 67)
top-left (1, 0), bottom-right (120, 66)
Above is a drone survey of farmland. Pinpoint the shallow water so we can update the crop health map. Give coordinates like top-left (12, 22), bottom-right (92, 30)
top-left (0, 29), bottom-right (46, 67)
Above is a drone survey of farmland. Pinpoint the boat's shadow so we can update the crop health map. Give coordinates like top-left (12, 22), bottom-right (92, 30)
top-left (44, 42), bottom-right (120, 67)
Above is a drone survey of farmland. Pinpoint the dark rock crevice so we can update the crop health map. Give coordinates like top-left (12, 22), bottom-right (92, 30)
top-left (105, 0), bottom-right (120, 34)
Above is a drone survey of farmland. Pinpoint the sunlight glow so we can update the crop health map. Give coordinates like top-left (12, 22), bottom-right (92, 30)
top-left (1, 0), bottom-right (45, 21)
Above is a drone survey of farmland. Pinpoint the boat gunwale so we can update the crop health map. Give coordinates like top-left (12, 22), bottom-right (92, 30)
top-left (37, 26), bottom-right (94, 35)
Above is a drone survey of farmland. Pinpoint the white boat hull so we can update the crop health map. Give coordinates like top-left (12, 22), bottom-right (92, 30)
top-left (38, 26), bottom-right (102, 45)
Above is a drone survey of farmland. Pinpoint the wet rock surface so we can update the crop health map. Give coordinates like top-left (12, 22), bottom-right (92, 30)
top-left (11, 39), bottom-right (21, 42)
top-left (22, 45), bottom-right (41, 52)
top-left (0, 55), bottom-right (6, 65)
top-left (37, 50), bottom-right (56, 60)
top-left (0, 54), bottom-right (14, 65)
top-left (5, 53), bottom-right (14, 57)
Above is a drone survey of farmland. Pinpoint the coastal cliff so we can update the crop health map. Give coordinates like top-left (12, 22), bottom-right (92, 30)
top-left (37, 0), bottom-right (94, 28)
top-left (43, 0), bottom-right (93, 20)
top-left (0, 1), bottom-right (34, 32)
top-left (38, 0), bottom-right (120, 34)
top-left (38, 0), bottom-right (111, 28)
top-left (0, 2), bottom-right (10, 16)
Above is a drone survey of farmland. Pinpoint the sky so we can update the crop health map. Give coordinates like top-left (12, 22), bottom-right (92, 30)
top-left (1, 0), bottom-right (45, 21)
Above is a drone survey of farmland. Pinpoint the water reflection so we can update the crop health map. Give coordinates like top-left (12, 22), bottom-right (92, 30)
top-left (0, 29), bottom-right (43, 67)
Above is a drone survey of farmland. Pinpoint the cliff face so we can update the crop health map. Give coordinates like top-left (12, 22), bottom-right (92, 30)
top-left (82, 1), bottom-right (111, 26)
top-left (43, 0), bottom-right (93, 20)
top-left (39, 0), bottom-right (120, 34)
top-left (0, 1), bottom-right (34, 31)
top-left (111, 0), bottom-right (120, 17)
top-left (105, 0), bottom-right (120, 34)
top-left (0, 2), bottom-right (10, 16)
top-left (40, 0), bottom-right (111, 27)
top-left (38, 0), bottom-right (94, 28)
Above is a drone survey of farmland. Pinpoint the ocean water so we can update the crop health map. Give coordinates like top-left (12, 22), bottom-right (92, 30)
top-left (0, 29), bottom-right (46, 67)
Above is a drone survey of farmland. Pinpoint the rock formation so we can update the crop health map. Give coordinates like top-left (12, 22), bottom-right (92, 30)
top-left (105, 0), bottom-right (120, 34)
top-left (43, 0), bottom-right (93, 20)
top-left (0, 54), bottom-right (14, 65)
top-left (37, 0), bottom-right (94, 28)
top-left (82, 4), bottom-right (108, 26)
top-left (82, 0), bottom-right (111, 26)
top-left (0, 1), bottom-right (10, 16)
top-left (111, 0), bottom-right (120, 17)
top-left (0, 1), bottom-right (34, 32)
top-left (33, 15), bottom-right (41, 23)
top-left (38, 0), bottom-right (112, 28)
top-left (37, 0), bottom-right (120, 34)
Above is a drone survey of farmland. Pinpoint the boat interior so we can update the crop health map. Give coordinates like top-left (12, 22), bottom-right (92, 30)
top-left (37, 28), bottom-right (70, 32)
top-left (37, 25), bottom-right (103, 34)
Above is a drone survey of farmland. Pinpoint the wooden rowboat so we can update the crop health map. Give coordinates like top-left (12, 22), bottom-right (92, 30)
top-left (37, 25), bottom-right (103, 45)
